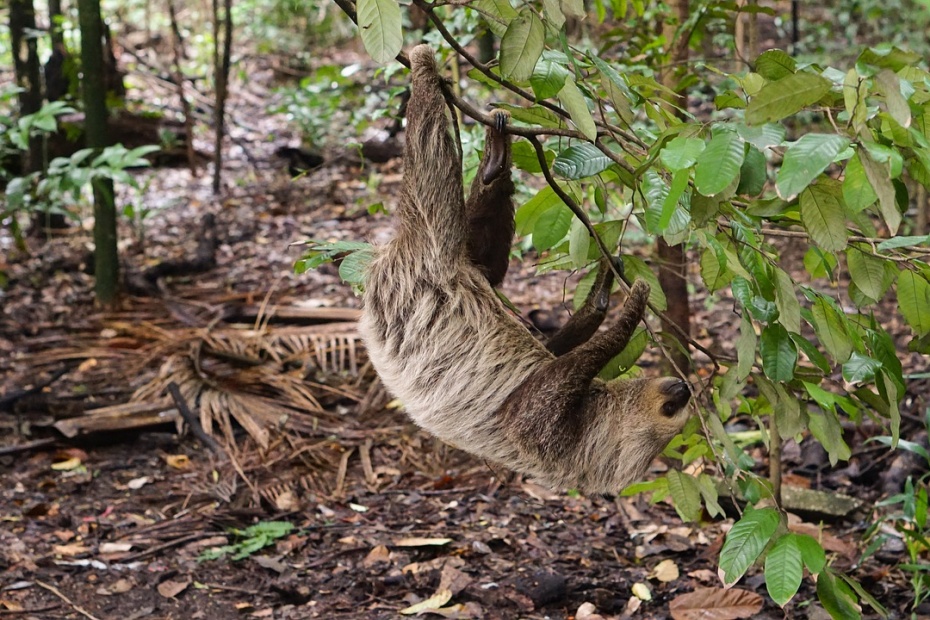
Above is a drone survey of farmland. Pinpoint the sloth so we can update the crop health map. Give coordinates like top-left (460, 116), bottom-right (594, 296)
top-left (359, 45), bottom-right (692, 494)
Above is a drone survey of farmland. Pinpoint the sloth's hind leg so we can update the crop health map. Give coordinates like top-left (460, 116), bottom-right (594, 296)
top-left (465, 110), bottom-right (516, 288)
top-left (498, 280), bottom-right (650, 461)
top-left (546, 258), bottom-right (615, 356)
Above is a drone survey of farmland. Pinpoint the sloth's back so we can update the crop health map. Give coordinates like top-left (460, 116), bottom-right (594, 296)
top-left (360, 245), bottom-right (551, 463)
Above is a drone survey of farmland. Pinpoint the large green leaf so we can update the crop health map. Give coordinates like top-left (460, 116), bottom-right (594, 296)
top-left (694, 131), bottom-right (745, 196)
top-left (667, 470), bottom-right (702, 522)
top-left (477, 0), bottom-right (518, 37)
top-left (761, 324), bottom-right (797, 382)
top-left (660, 136), bottom-right (705, 171)
top-left (736, 315), bottom-right (756, 381)
top-left (773, 268), bottom-right (801, 334)
top-left (875, 69), bottom-right (911, 128)
top-left (356, 0), bottom-right (402, 63)
top-left (842, 154), bottom-right (877, 212)
top-left (622, 256), bottom-right (666, 310)
top-left (811, 295), bottom-right (853, 362)
top-left (799, 181), bottom-right (848, 252)
top-left (765, 534), bottom-right (804, 607)
top-left (558, 77), bottom-right (597, 140)
top-left (842, 352), bottom-right (882, 384)
top-left (533, 203), bottom-right (573, 251)
top-left (817, 570), bottom-right (861, 620)
top-left (745, 73), bottom-right (831, 125)
top-left (847, 246), bottom-right (892, 301)
top-left (530, 56), bottom-right (570, 100)
top-left (776, 134), bottom-right (850, 200)
top-left (552, 143), bottom-right (612, 179)
top-left (897, 269), bottom-right (930, 336)
top-left (795, 534), bottom-right (826, 574)
top-left (719, 507), bottom-right (781, 585)
top-left (500, 11), bottom-right (545, 82)
top-left (859, 148), bottom-right (902, 234)
top-left (755, 50), bottom-right (797, 81)
top-left (515, 186), bottom-right (562, 235)
top-left (809, 409), bottom-right (852, 465)
top-left (737, 145), bottom-right (767, 196)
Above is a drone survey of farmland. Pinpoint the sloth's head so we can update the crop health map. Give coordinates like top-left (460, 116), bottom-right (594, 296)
top-left (606, 376), bottom-right (692, 441)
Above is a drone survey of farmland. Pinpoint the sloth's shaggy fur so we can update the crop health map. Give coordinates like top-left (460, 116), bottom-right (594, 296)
top-left (359, 45), bottom-right (691, 493)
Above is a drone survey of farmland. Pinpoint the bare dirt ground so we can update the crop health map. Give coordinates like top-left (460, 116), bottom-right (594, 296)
top-left (2, 54), bottom-right (928, 620)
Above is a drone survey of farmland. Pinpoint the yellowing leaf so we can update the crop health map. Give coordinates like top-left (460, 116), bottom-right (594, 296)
top-left (400, 588), bottom-right (453, 615)
top-left (652, 559), bottom-right (680, 582)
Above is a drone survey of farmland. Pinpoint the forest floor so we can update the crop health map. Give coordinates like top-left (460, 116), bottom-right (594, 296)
top-left (2, 49), bottom-right (929, 620)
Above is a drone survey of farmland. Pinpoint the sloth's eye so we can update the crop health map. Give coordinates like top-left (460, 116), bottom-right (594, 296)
top-left (661, 380), bottom-right (691, 416)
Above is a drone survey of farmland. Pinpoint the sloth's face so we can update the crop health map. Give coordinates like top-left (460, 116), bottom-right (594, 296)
top-left (641, 377), bottom-right (693, 440)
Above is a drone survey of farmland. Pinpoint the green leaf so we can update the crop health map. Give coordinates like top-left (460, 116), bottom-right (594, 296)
top-left (817, 570), bottom-right (861, 620)
top-left (877, 234), bottom-right (930, 251)
top-left (799, 181), bottom-right (848, 252)
top-left (804, 247), bottom-right (838, 279)
top-left (737, 146), bottom-right (767, 196)
top-left (694, 131), bottom-right (745, 196)
top-left (774, 268), bottom-right (801, 334)
top-left (811, 295), bottom-right (853, 363)
top-left (500, 11), bottom-right (545, 82)
top-left (719, 507), bottom-right (781, 585)
top-left (755, 49), bottom-right (797, 81)
top-left (604, 327), bottom-right (648, 374)
top-left (495, 103), bottom-right (565, 129)
top-left (530, 56), bottom-right (569, 100)
top-left (745, 73), bottom-right (831, 125)
top-left (356, 0), bottom-right (402, 63)
top-left (809, 409), bottom-right (852, 465)
top-left (477, 0), bottom-right (518, 37)
top-left (875, 69), bottom-right (911, 129)
top-left (622, 256), bottom-right (666, 311)
top-left (515, 186), bottom-right (563, 235)
top-left (552, 143), bottom-right (612, 179)
top-left (765, 534), bottom-right (804, 607)
top-left (736, 122), bottom-right (787, 150)
top-left (859, 148), bottom-right (901, 234)
top-left (847, 246), bottom-right (892, 300)
top-left (736, 314), bottom-right (757, 380)
top-left (541, 0), bottom-right (566, 29)
top-left (558, 77), bottom-right (596, 140)
top-left (700, 242), bottom-right (731, 292)
top-left (897, 269), bottom-right (930, 336)
top-left (660, 136), bottom-right (705, 171)
top-left (658, 169), bottom-right (689, 233)
top-left (777, 134), bottom-right (851, 200)
top-left (533, 204), bottom-right (573, 251)
top-left (795, 533), bottom-right (826, 574)
top-left (666, 470), bottom-right (702, 522)
top-left (338, 247), bottom-right (375, 286)
top-left (842, 352), bottom-right (882, 384)
top-left (761, 324), bottom-right (797, 382)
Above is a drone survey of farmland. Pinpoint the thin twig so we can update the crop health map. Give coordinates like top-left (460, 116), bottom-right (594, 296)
top-left (35, 581), bottom-right (102, 620)
top-left (167, 381), bottom-right (226, 457)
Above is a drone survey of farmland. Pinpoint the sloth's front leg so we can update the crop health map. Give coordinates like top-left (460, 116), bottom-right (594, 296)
top-left (465, 110), bottom-right (516, 288)
top-left (546, 258), bottom-right (616, 356)
top-left (498, 280), bottom-right (650, 460)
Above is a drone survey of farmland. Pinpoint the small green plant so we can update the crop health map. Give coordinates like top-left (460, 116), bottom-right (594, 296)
top-left (864, 408), bottom-right (930, 615)
top-left (198, 520), bottom-right (295, 561)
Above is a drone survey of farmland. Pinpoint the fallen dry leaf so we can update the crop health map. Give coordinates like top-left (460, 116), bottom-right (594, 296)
top-left (632, 582), bottom-right (652, 601)
top-left (400, 588), bottom-right (453, 615)
top-left (164, 454), bottom-right (190, 469)
top-left (53, 543), bottom-right (90, 557)
top-left (157, 577), bottom-right (191, 599)
top-left (576, 602), bottom-right (605, 620)
top-left (394, 537), bottom-right (452, 547)
top-left (51, 457), bottom-right (83, 471)
top-left (651, 559), bottom-right (680, 582)
top-left (669, 587), bottom-right (763, 620)
top-left (126, 476), bottom-right (151, 490)
top-left (99, 542), bottom-right (133, 554)
top-left (438, 564), bottom-right (472, 595)
top-left (362, 545), bottom-right (391, 567)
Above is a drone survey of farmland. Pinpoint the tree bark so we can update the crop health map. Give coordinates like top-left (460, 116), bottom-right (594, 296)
top-left (658, 0), bottom-right (692, 376)
top-left (212, 0), bottom-right (233, 193)
top-left (78, 0), bottom-right (119, 305)
top-left (10, 0), bottom-right (43, 174)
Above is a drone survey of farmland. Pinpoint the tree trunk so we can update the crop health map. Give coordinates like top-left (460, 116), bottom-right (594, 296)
top-left (10, 0), bottom-right (43, 174)
top-left (658, 0), bottom-right (692, 376)
top-left (78, 0), bottom-right (119, 305)
top-left (212, 0), bottom-right (233, 194)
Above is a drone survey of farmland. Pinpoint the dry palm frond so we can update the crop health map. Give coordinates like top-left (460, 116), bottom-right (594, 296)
top-left (131, 321), bottom-right (367, 448)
